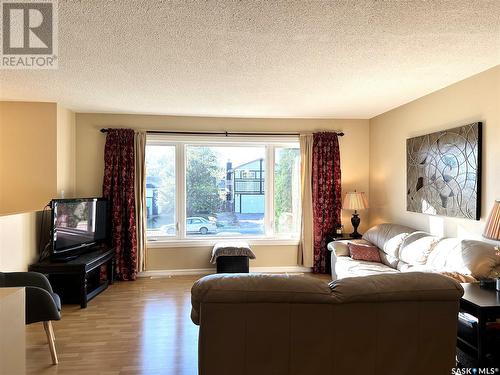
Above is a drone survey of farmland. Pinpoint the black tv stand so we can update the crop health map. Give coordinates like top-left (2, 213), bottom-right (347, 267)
top-left (29, 247), bottom-right (114, 308)
top-left (50, 254), bottom-right (80, 262)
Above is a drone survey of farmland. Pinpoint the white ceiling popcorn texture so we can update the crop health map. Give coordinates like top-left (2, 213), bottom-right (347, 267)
top-left (0, 0), bottom-right (499, 118)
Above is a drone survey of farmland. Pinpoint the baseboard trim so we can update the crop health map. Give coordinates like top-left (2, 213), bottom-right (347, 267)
top-left (251, 266), bottom-right (312, 273)
top-left (138, 266), bottom-right (312, 278)
top-left (139, 268), bottom-right (214, 277)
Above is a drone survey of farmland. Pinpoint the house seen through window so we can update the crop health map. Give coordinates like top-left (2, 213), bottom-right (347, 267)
top-left (145, 138), bottom-right (300, 240)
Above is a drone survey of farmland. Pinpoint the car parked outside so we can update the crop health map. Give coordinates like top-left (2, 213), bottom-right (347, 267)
top-left (161, 217), bottom-right (217, 235)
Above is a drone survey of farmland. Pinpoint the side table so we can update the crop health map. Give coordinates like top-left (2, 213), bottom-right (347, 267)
top-left (457, 283), bottom-right (500, 365)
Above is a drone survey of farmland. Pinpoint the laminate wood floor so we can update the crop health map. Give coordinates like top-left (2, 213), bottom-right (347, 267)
top-left (26, 273), bottom-right (330, 375)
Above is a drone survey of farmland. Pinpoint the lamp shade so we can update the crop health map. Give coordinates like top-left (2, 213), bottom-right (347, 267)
top-left (343, 192), bottom-right (368, 210)
top-left (483, 200), bottom-right (500, 240)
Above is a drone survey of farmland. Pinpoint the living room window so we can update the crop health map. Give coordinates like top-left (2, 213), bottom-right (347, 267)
top-left (145, 136), bottom-right (300, 242)
top-left (145, 144), bottom-right (177, 237)
top-left (274, 147), bottom-right (300, 235)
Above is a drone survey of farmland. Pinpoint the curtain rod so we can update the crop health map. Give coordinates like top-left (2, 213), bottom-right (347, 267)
top-left (99, 129), bottom-right (345, 137)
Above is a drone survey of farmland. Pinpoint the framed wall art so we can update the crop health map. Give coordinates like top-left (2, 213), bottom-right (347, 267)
top-left (406, 122), bottom-right (482, 220)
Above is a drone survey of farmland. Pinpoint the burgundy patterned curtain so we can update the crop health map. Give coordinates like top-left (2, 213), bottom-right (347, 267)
top-left (312, 132), bottom-right (342, 273)
top-left (103, 129), bottom-right (138, 281)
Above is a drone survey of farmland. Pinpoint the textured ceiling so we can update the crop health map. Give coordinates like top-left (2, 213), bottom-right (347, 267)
top-left (1, 0), bottom-right (499, 118)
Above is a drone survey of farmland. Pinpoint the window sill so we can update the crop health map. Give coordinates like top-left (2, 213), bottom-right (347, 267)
top-left (147, 237), bottom-right (300, 248)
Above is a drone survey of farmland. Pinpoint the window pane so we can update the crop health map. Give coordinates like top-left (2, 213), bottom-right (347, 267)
top-left (145, 145), bottom-right (176, 237)
top-left (274, 147), bottom-right (300, 235)
top-left (186, 145), bottom-right (265, 237)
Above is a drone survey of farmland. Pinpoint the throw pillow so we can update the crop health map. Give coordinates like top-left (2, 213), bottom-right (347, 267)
top-left (348, 243), bottom-right (381, 263)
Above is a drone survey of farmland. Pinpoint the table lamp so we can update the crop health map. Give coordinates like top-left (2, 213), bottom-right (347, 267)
top-left (343, 191), bottom-right (368, 239)
top-left (483, 200), bottom-right (500, 245)
top-left (483, 200), bottom-right (500, 291)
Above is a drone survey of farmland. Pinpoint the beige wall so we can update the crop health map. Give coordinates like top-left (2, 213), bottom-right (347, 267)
top-left (0, 212), bottom-right (39, 271)
top-left (0, 102), bottom-right (76, 271)
top-left (75, 113), bottom-right (370, 270)
top-left (56, 105), bottom-right (77, 198)
top-left (0, 101), bottom-right (57, 215)
top-left (369, 65), bottom-right (500, 239)
top-left (146, 244), bottom-right (299, 271)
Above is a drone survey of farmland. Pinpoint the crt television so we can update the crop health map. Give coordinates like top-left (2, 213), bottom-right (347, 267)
top-left (51, 198), bottom-right (108, 259)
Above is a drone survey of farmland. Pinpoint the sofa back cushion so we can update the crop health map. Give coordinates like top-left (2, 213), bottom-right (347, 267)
top-left (426, 239), bottom-right (500, 278)
top-left (361, 223), bottom-right (500, 278)
top-left (461, 240), bottom-right (500, 278)
top-left (399, 232), bottom-right (438, 266)
top-left (362, 223), bottom-right (417, 267)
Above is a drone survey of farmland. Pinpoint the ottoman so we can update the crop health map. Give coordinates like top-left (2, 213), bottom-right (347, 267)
top-left (210, 242), bottom-right (256, 273)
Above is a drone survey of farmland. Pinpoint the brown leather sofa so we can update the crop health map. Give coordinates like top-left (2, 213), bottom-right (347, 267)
top-left (191, 272), bottom-right (463, 375)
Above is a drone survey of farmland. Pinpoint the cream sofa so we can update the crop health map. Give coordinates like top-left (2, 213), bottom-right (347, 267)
top-left (191, 272), bottom-right (463, 375)
top-left (329, 223), bottom-right (500, 281)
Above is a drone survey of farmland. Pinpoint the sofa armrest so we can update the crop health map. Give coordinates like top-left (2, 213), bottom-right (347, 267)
top-left (191, 274), bottom-right (333, 325)
top-left (328, 239), bottom-right (373, 257)
top-left (328, 239), bottom-right (382, 280)
top-left (327, 240), bottom-right (350, 257)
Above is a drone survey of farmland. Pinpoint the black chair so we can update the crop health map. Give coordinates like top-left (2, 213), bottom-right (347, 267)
top-left (0, 272), bottom-right (61, 364)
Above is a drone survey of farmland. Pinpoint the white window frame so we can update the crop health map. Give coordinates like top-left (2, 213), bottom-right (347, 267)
top-left (146, 134), bottom-right (300, 247)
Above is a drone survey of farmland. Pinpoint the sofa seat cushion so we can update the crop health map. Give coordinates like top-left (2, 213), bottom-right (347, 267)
top-left (439, 271), bottom-right (477, 283)
top-left (335, 256), bottom-right (399, 279)
top-left (396, 262), bottom-right (429, 272)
